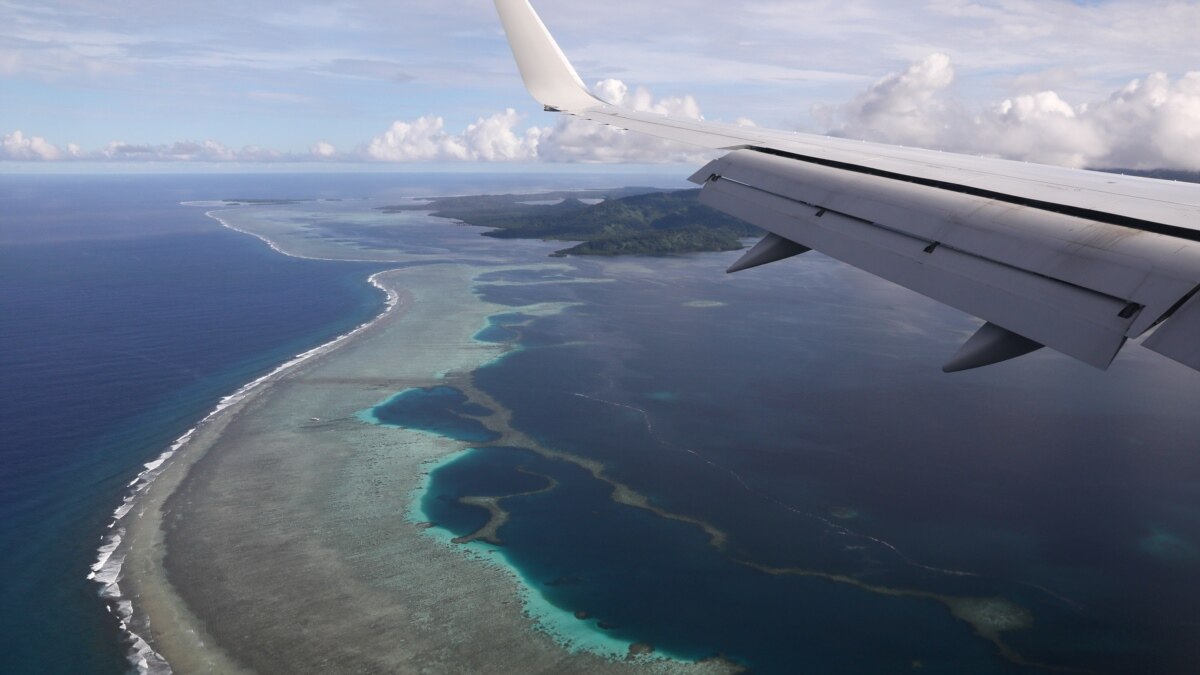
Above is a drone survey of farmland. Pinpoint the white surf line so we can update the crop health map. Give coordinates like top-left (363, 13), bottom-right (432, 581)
top-left (90, 268), bottom-right (401, 674)
top-left (200, 206), bottom-right (521, 268)
top-left (201, 208), bottom-right (386, 263)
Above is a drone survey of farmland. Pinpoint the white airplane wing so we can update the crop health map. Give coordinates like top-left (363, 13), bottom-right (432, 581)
top-left (494, 0), bottom-right (1200, 373)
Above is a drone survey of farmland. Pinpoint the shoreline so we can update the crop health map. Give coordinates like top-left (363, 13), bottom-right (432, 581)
top-left (91, 271), bottom-right (400, 673)
top-left (94, 198), bottom-right (1038, 673)
top-left (143, 261), bottom-right (735, 673)
top-left (90, 205), bottom-right (404, 673)
top-left (104, 202), bottom-right (731, 673)
top-left (204, 209), bottom-right (386, 263)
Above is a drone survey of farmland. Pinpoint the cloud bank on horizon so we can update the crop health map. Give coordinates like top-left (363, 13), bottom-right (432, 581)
top-left (819, 55), bottom-right (1200, 170)
top-left (2, 0), bottom-right (1199, 170)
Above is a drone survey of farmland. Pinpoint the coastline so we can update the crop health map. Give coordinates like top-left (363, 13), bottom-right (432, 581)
top-left (92, 200), bottom-right (411, 672)
top-left (203, 209), bottom-right (387, 264)
top-left (91, 270), bottom-right (400, 673)
top-left (70, 180), bottom-right (1200, 673)
top-left (103, 203), bottom-right (734, 673)
top-left (94, 197), bottom-right (1051, 673)
top-left (130, 263), bottom-right (737, 673)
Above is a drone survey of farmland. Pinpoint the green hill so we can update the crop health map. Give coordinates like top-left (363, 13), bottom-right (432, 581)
top-left (382, 188), bottom-right (761, 257)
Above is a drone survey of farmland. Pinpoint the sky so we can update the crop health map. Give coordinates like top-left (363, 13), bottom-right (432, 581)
top-left (2, 0), bottom-right (1199, 169)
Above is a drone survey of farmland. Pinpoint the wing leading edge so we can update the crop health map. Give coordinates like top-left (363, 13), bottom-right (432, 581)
top-left (494, 0), bottom-right (1200, 374)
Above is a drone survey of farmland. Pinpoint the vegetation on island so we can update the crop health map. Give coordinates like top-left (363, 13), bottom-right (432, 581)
top-left (231, 170), bottom-right (1200, 259)
top-left (379, 188), bottom-right (762, 257)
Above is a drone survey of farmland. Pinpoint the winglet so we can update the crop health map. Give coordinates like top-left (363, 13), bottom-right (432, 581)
top-left (494, 0), bottom-right (604, 112)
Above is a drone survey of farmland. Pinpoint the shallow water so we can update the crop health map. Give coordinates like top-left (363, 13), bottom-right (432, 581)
top-left (0, 172), bottom-right (679, 673)
top-left (403, 249), bottom-right (1200, 672)
top-left (13, 171), bottom-right (1197, 673)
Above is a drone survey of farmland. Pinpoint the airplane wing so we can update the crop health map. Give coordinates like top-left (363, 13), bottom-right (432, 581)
top-left (494, 0), bottom-right (1200, 373)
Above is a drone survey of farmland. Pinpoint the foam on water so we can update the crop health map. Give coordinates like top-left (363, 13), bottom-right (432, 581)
top-left (90, 271), bottom-right (399, 674)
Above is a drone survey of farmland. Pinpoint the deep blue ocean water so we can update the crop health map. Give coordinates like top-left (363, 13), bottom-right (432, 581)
top-left (0, 171), bottom-right (684, 673)
top-left (0, 174), bottom-right (402, 674)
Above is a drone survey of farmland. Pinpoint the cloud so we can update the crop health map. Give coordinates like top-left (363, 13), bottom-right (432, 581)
top-left (536, 79), bottom-right (715, 163)
top-left (261, 4), bottom-right (363, 30)
top-left (247, 90), bottom-right (314, 104)
top-left (363, 79), bottom-right (721, 164)
top-left (821, 55), bottom-right (1200, 170)
top-left (310, 141), bottom-right (337, 158)
top-left (0, 49), bottom-right (19, 74)
top-left (1, 130), bottom-right (69, 160)
top-left (317, 58), bottom-right (414, 83)
top-left (0, 130), bottom-right (320, 162)
top-left (6, 0), bottom-right (1199, 168)
top-left (95, 139), bottom-right (282, 162)
top-left (7, 67), bottom-right (1195, 171)
top-left (364, 109), bottom-right (541, 162)
top-left (823, 53), bottom-right (957, 148)
top-left (1086, 73), bottom-right (1200, 170)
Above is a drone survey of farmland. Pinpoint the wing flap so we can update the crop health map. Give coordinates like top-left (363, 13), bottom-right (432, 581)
top-left (697, 165), bottom-right (1132, 369)
top-left (695, 150), bottom-right (1200, 339)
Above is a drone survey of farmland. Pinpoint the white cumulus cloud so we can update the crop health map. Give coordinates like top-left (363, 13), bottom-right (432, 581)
top-left (363, 80), bottom-right (723, 164)
top-left (365, 109), bottom-right (540, 162)
top-left (310, 141), bottom-right (337, 158)
top-left (536, 79), bottom-right (715, 164)
top-left (95, 139), bottom-right (281, 162)
top-left (0, 129), bottom-right (77, 159)
top-left (1, 130), bottom-right (67, 160)
top-left (822, 53), bottom-right (957, 148)
top-left (1085, 73), bottom-right (1200, 170)
top-left (821, 55), bottom-right (1200, 170)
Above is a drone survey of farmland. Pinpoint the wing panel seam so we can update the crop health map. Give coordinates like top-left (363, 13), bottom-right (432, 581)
top-left (747, 147), bottom-right (1200, 244)
top-left (709, 174), bottom-right (1136, 312)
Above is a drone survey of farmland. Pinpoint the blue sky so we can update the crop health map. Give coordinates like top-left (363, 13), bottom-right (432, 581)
top-left (2, 0), bottom-right (1198, 167)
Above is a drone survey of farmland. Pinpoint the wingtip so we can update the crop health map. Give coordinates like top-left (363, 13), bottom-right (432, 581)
top-left (494, 0), bottom-right (603, 113)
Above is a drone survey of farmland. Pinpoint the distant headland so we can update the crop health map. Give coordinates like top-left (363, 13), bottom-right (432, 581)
top-left (378, 188), bottom-right (763, 257)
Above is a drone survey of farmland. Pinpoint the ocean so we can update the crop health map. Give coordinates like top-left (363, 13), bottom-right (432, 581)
top-left (0, 174), bottom-right (396, 673)
top-left (0, 171), bottom-right (682, 673)
top-left (4, 172), bottom-right (1200, 674)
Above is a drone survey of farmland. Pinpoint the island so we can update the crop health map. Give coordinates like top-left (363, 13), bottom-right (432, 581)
top-left (379, 188), bottom-right (763, 257)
